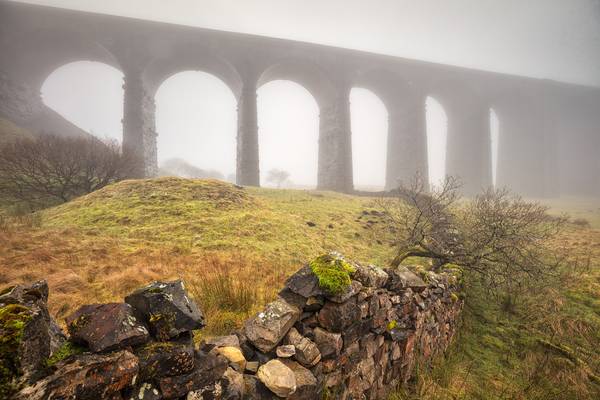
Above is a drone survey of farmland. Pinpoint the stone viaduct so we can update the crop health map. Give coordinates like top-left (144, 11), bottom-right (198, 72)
top-left (1, 0), bottom-right (599, 197)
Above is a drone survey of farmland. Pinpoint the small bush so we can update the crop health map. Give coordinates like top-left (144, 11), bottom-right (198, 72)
top-left (572, 218), bottom-right (591, 228)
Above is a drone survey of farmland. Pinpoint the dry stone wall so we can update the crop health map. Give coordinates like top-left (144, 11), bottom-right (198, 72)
top-left (1, 253), bottom-right (463, 400)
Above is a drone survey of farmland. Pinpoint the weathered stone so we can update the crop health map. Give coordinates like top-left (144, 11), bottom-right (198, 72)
top-left (317, 298), bottom-right (361, 332)
top-left (245, 361), bottom-right (259, 373)
top-left (135, 340), bottom-right (195, 381)
top-left (313, 327), bottom-right (342, 359)
top-left (125, 280), bottom-right (205, 341)
top-left (304, 296), bottom-right (324, 312)
top-left (66, 303), bottom-right (149, 353)
top-left (278, 288), bottom-right (308, 310)
top-left (217, 346), bottom-right (246, 372)
top-left (244, 297), bottom-right (300, 353)
top-left (385, 266), bottom-right (427, 293)
top-left (279, 359), bottom-right (319, 400)
top-left (14, 350), bottom-right (138, 400)
top-left (256, 359), bottom-right (297, 398)
top-left (243, 374), bottom-right (279, 399)
top-left (352, 264), bottom-right (389, 288)
top-left (159, 349), bottom-right (228, 399)
top-left (221, 367), bottom-right (245, 399)
top-left (285, 327), bottom-right (321, 367)
top-left (203, 334), bottom-right (240, 350)
top-left (276, 344), bottom-right (296, 358)
top-left (126, 382), bottom-right (162, 400)
top-left (0, 280), bottom-right (66, 386)
top-left (284, 265), bottom-right (325, 298)
top-left (326, 280), bottom-right (363, 303)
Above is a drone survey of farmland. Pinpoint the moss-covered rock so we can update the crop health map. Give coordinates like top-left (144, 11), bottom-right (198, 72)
top-left (0, 303), bottom-right (33, 398)
top-left (44, 342), bottom-right (85, 368)
top-left (309, 253), bottom-right (356, 296)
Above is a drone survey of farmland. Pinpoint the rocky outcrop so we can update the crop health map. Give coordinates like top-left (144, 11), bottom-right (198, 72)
top-left (3, 254), bottom-right (463, 399)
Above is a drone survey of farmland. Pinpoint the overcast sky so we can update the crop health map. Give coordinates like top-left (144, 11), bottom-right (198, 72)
top-left (29, 0), bottom-right (600, 188)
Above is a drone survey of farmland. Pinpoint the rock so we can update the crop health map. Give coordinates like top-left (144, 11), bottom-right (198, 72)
top-left (385, 267), bottom-right (427, 293)
top-left (326, 280), bottom-right (363, 303)
top-left (243, 374), bottom-right (279, 399)
top-left (221, 367), bottom-right (245, 399)
top-left (285, 328), bottom-right (321, 367)
top-left (126, 382), bottom-right (162, 400)
top-left (276, 344), bottom-right (296, 358)
top-left (217, 346), bottom-right (246, 372)
top-left (245, 361), bottom-right (260, 374)
top-left (278, 288), bottom-right (308, 310)
top-left (66, 303), bottom-right (149, 353)
top-left (313, 327), bottom-right (342, 359)
top-left (256, 359), bottom-right (297, 397)
top-left (159, 349), bottom-right (228, 399)
top-left (284, 265), bottom-right (325, 298)
top-left (203, 334), bottom-right (240, 350)
top-left (125, 280), bottom-right (205, 341)
top-left (317, 298), bottom-right (361, 333)
top-left (14, 350), bottom-right (138, 400)
top-left (353, 264), bottom-right (389, 288)
top-left (279, 359), bottom-right (319, 400)
top-left (135, 340), bottom-right (195, 381)
top-left (304, 296), bottom-right (324, 312)
top-left (0, 281), bottom-right (66, 387)
top-left (244, 297), bottom-right (300, 353)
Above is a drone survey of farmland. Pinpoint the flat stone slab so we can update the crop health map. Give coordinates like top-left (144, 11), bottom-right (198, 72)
top-left (244, 297), bottom-right (300, 353)
top-left (66, 303), bottom-right (149, 353)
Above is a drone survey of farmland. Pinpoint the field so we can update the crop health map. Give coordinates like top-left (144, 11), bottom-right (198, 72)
top-left (1, 178), bottom-right (599, 399)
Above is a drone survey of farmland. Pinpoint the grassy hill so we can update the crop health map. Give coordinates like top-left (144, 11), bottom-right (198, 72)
top-left (1, 178), bottom-right (599, 399)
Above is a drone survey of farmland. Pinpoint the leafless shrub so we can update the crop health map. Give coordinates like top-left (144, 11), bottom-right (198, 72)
top-left (0, 134), bottom-right (136, 208)
top-left (572, 217), bottom-right (591, 228)
top-left (380, 173), bottom-right (567, 299)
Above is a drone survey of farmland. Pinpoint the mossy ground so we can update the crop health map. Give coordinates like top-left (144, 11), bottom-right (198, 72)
top-left (0, 304), bottom-right (32, 398)
top-left (0, 178), bottom-right (598, 398)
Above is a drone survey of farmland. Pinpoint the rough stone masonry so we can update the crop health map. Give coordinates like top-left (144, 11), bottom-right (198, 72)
top-left (0, 253), bottom-right (463, 399)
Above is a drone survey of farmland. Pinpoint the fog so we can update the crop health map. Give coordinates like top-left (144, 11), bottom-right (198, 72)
top-left (34, 0), bottom-right (600, 189)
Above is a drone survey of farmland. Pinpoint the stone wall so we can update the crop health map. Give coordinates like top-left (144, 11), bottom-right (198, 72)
top-left (1, 253), bottom-right (463, 399)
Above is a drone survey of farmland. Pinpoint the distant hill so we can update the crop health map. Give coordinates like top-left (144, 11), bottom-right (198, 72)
top-left (159, 158), bottom-right (227, 181)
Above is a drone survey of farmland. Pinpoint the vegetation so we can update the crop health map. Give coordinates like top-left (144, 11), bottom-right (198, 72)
top-left (0, 134), bottom-right (135, 210)
top-left (0, 176), bottom-right (598, 398)
top-left (266, 168), bottom-right (291, 188)
top-left (0, 304), bottom-right (32, 398)
top-left (309, 253), bottom-right (356, 295)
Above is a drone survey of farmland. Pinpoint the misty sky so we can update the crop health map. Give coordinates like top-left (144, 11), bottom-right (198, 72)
top-left (32, 0), bottom-right (600, 188)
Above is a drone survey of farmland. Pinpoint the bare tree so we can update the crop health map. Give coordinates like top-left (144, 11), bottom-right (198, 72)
top-left (380, 174), bottom-right (567, 299)
top-left (0, 135), bottom-right (136, 207)
top-left (267, 169), bottom-right (291, 188)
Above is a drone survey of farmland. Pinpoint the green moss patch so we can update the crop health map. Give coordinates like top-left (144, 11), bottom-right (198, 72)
top-left (45, 341), bottom-right (85, 367)
top-left (0, 303), bottom-right (33, 398)
top-left (309, 254), bottom-right (356, 295)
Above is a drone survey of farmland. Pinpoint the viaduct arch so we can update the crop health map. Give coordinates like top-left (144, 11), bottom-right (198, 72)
top-left (1, 0), bottom-right (599, 197)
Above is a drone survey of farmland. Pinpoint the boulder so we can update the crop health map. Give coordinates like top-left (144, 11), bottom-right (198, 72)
top-left (135, 340), bottom-right (195, 381)
top-left (159, 349), bottom-right (228, 399)
top-left (244, 297), bottom-right (300, 353)
top-left (216, 346), bottom-right (246, 372)
top-left (245, 361), bottom-right (259, 373)
top-left (326, 280), bottom-right (363, 303)
top-left (125, 280), bottom-right (205, 341)
top-left (317, 298), bottom-right (361, 333)
top-left (203, 334), bottom-right (240, 350)
top-left (243, 374), bottom-right (279, 399)
top-left (14, 350), bottom-right (138, 400)
top-left (313, 327), bottom-right (343, 359)
top-left (256, 359), bottom-right (297, 397)
top-left (352, 264), bottom-right (389, 288)
top-left (285, 328), bottom-right (321, 367)
top-left (186, 367), bottom-right (244, 400)
top-left (279, 359), bottom-right (319, 400)
top-left (66, 303), bottom-right (149, 353)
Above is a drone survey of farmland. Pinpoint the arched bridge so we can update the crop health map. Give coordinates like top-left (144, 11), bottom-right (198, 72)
top-left (1, 0), bottom-right (599, 196)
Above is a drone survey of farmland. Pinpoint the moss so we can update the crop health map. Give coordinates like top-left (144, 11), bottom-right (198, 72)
top-left (45, 341), bottom-right (85, 367)
top-left (309, 253), bottom-right (356, 295)
top-left (450, 293), bottom-right (459, 302)
top-left (0, 304), bottom-right (33, 398)
top-left (387, 320), bottom-right (398, 331)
